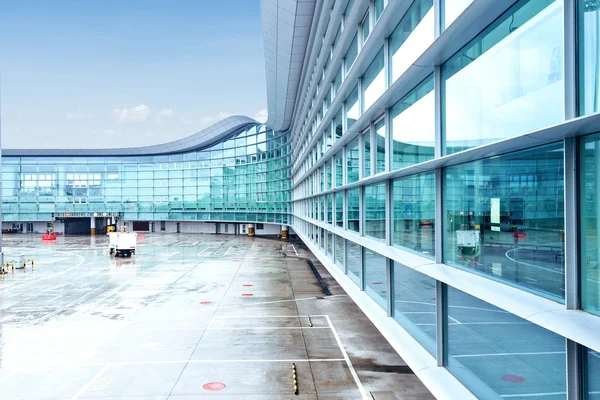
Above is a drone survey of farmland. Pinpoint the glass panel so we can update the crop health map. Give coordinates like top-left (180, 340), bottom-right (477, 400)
top-left (389, 0), bottom-right (434, 83)
top-left (581, 133), bottom-right (600, 315)
top-left (362, 10), bottom-right (371, 43)
top-left (346, 85), bottom-right (360, 130)
top-left (579, 0), bottom-right (600, 115)
top-left (345, 34), bottom-right (359, 75)
top-left (327, 194), bottom-right (333, 224)
top-left (443, 0), bottom-right (564, 155)
top-left (444, 143), bottom-right (565, 301)
top-left (346, 136), bottom-right (360, 184)
top-left (335, 152), bottom-right (344, 187)
top-left (347, 188), bottom-right (360, 233)
top-left (374, 0), bottom-right (385, 21)
top-left (336, 192), bottom-right (344, 228)
top-left (364, 183), bottom-right (386, 241)
top-left (335, 235), bottom-right (344, 269)
top-left (334, 110), bottom-right (343, 141)
top-left (447, 287), bottom-right (566, 399)
top-left (375, 119), bottom-right (386, 174)
top-left (363, 130), bottom-right (371, 178)
top-left (393, 172), bottom-right (435, 257)
top-left (393, 261), bottom-right (436, 356)
top-left (365, 248), bottom-right (387, 309)
top-left (347, 241), bottom-right (362, 285)
top-left (442, 0), bottom-right (474, 30)
top-left (391, 75), bottom-right (435, 170)
top-left (362, 48), bottom-right (385, 111)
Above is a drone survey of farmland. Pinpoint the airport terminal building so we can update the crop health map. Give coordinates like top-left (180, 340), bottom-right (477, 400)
top-left (3, 0), bottom-right (600, 398)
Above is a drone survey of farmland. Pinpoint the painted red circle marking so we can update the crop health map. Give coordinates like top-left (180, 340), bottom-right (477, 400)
top-left (242, 293), bottom-right (253, 297)
top-left (502, 375), bottom-right (526, 383)
top-left (202, 382), bottom-right (226, 391)
top-left (372, 282), bottom-right (383, 285)
top-left (243, 284), bottom-right (253, 287)
top-left (199, 301), bottom-right (212, 305)
top-left (253, 258), bottom-right (260, 260)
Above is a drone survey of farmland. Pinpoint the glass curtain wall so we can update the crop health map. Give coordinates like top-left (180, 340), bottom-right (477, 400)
top-left (364, 183), bottom-right (386, 240)
top-left (4, 125), bottom-right (291, 224)
top-left (443, 143), bottom-right (565, 301)
top-left (393, 172), bottom-right (435, 257)
top-left (442, 0), bottom-right (564, 154)
top-left (391, 75), bottom-right (435, 170)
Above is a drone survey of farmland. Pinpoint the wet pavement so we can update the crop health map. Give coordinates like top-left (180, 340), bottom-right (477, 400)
top-left (0, 233), bottom-right (433, 399)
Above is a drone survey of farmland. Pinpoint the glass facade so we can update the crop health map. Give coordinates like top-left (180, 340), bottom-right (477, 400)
top-left (444, 143), bottom-right (565, 301)
top-left (346, 137), bottom-right (360, 184)
top-left (375, 118), bottom-right (385, 174)
top-left (4, 124), bottom-right (291, 224)
top-left (442, 0), bottom-right (564, 155)
top-left (391, 75), bottom-right (435, 170)
top-left (393, 172), bottom-right (435, 257)
top-left (362, 48), bottom-right (385, 111)
top-left (364, 183), bottom-right (386, 241)
top-left (579, 0), bottom-right (600, 115)
top-left (393, 262), bottom-right (436, 356)
top-left (347, 188), bottom-right (360, 233)
top-left (389, 0), bottom-right (434, 83)
top-left (447, 287), bottom-right (566, 399)
top-left (588, 347), bottom-right (600, 399)
top-left (581, 133), bottom-right (600, 315)
top-left (347, 241), bottom-right (362, 285)
top-left (365, 248), bottom-right (387, 309)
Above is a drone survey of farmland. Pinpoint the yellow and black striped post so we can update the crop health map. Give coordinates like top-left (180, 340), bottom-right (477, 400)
top-left (23, 260), bottom-right (27, 271)
top-left (31, 259), bottom-right (34, 270)
top-left (292, 363), bottom-right (298, 395)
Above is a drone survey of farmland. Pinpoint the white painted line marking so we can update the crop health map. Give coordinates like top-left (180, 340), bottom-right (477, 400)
top-left (70, 364), bottom-right (110, 400)
top-left (191, 241), bottom-right (199, 246)
top-left (87, 359), bottom-right (346, 367)
top-left (453, 351), bottom-right (565, 358)
top-left (205, 327), bottom-right (331, 330)
top-left (218, 294), bottom-right (348, 309)
top-left (325, 315), bottom-right (368, 400)
top-left (501, 392), bottom-right (566, 398)
top-left (291, 244), bottom-right (299, 256)
top-left (197, 248), bottom-right (211, 256)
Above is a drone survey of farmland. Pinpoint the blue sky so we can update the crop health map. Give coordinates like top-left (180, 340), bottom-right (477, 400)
top-left (0, 0), bottom-right (267, 148)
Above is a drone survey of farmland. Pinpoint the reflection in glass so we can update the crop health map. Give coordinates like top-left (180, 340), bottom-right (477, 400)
top-left (393, 172), bottom-right (435, 257)
top-left (335, 235), bottom-right (345, 270)
top-left (444, 143), bottom-right (565, 301)
top-left (335, 152), bottom-right (343, 187)
top-left (365, 183), bottom-right (386, 241)
top-left (443, 0), bottom-right (564, 154)
top-left (579, 0), bottom-right (600, 115)
top-left (442, 0), bottom-right (474, 29)
top-left (374, 0), bottom-right (385, 21)
top-left (347, 188), bottom-right (360, 233)
top-left (362, 10), bottom-right (371, 43)
top-left (391, 75), bottom-right (435, 170)
top-left (581, 134), bottom-right (600, 315)
top-left (389, 0), bottom-right (434, 83)
top-left (347, 241), bottom-right (362, 285)
top-left (335, 191), bottom-right (344, 228)
top-left (362, 49), bottom-right (385, 111)
top-left (346, 85), bottom-right (360, 130)
top-left (447, 287), bottom-right (566, 399)
top-left (347, 137), bottom-right (360, 184)
top-left (364, 130), bottom-right (371, 178)
top-left (393, 262), bottom-right (436, 356)
top-left (333, 110), bottom-right (343, 141)
top-left (375, 119), bottom-right (386, 174)
top-left (345, 34), bottom-right (359, 75)
top-left (365, 248), bottom-right (387, 309)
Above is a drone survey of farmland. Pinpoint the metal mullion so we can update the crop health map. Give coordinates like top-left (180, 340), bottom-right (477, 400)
top-left (434, 65), bottom-right (443, 159)
top-left (386, 178), bottom-right (393, 247)
top-left (359, 127), bottom-right (365, 180)
top-left (435, 168), bottom-right (443, 264)
top-left (566, 339), bottom-right (583, 400)
top-left (359, 185), bottom-right (365, 237)
top-left (565, 137), bottom-right (579, 311)
top-left (436, 280), bottom-right (448, 367)
top-left (564, 0), bottom-right (577, 120)
top-left (387, 257), bottom-right (394, 317)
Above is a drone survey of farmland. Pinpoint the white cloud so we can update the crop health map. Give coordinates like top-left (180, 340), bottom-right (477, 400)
top-left (253, 109), bottom-right (268, 123)
top-left (112, 104), bottom-right (151, 122)
top-left (103, 129), bottom-right (117, 136)
top-left (197, 111), bottom-right (232, 129)
top-left (67, 110), bottom-right (95, 120)
top-left (158, 109), bottom-right (175, 117)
